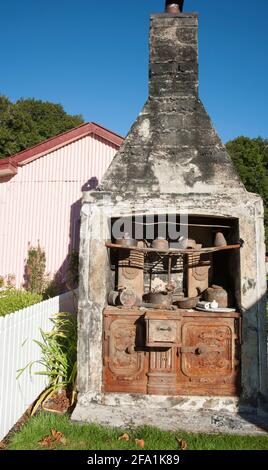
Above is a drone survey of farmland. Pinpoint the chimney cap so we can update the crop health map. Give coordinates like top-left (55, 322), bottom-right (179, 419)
top-left (165, 0), bottom-right (184, 13)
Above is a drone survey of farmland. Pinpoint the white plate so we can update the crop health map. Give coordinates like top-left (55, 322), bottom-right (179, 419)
top-left (196, 307), bottom-right (236, 313)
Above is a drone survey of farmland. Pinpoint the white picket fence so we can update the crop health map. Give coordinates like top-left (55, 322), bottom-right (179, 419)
top-left (0, 290), bottom-right (77, 441)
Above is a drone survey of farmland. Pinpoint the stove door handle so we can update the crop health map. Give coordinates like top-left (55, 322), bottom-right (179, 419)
top-left (126, 345), bottom-right (136, 355)
top-left (179, 346), bottom-right (202, 354)
top-left (179, 345), bottom-right (225, 355)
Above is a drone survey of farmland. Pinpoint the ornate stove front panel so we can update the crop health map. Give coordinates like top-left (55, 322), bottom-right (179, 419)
top-left (103, 311), bottom-right (148, 393)
top-left (103, 308), bottom-right (241, 396)
top-left (177, 315), bottom-right (240, 396)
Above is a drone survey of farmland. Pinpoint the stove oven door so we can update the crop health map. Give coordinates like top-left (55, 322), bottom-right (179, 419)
top-left (103, 312), bottom-right (148, 393)
top-left (178, 317), bottom-right (240, 396)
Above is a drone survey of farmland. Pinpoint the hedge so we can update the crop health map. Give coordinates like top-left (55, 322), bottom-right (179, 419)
top-left (0, 289), bottom-right (42, 317)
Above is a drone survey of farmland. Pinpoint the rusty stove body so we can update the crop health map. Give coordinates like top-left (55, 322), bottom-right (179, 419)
top-left (75, 6), bottom-right (267, 414)
top-left (102, 215), bottom-right (242, 398)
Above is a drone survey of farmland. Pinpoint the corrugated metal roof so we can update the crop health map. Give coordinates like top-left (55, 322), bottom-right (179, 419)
top-left (0, 122), bottom-right (124, 177)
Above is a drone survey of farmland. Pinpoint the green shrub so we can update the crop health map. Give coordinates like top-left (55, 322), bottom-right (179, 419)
top-left (0, 289), bottom-right (42, 317)
top-left (24, 243), bottom-right (46, 294)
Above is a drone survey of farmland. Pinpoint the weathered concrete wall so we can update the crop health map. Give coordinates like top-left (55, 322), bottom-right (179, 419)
top-left (77, 196), bottom-right (111, 395)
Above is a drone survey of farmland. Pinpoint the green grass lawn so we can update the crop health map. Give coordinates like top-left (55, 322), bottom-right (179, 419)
top-left (6, 412), bottom-right (268, 451)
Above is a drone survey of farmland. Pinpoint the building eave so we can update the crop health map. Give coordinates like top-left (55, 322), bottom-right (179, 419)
top-left (0, 122), bottom-right (124, 176)
top-left (0, 159), bottom-right (18, 177)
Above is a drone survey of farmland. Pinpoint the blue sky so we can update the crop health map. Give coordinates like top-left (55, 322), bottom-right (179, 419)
top-left (0, 0), bottom-right (267, 142)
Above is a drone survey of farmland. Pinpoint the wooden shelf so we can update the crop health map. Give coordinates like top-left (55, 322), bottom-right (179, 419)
top-left (104, 306), bottom-right (241, 319)
top-left (105, 243), bottom-right (241, 255)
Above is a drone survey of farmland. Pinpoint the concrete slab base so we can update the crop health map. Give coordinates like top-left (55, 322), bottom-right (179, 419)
top-left (71, 401), bottom-right (268, 436)
top-left (77, 392), bottom-right (241, 413)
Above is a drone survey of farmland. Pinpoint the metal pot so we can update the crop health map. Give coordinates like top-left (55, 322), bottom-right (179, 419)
top-left (214, 232), bottom-right (227, 247)
top-left (204, 285), bottom-right (228, 308)
top-left (146, 291), bottom-right (173, 307)
top-left (187, 239), bottom-right (197, 249)
top-left (176, 296), bottom-right (200, 309)
top-left (107, 289), bottom-right (141, 307)
top-left (119, 289), bottom-right (141, 308)
top-left (152, 238), bottom-right (169, 250)
top-left (107, 290), bottom-right (120, 306)
top-left (116, 234), bottom-right (138, 248)
top-left (176, 238), bottom-right (197, 249)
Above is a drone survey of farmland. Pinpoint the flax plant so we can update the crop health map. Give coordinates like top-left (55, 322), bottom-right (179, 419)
top-left (17, 312), bottom-right (77, 415)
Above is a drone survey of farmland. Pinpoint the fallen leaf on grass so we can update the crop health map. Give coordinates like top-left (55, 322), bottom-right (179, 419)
top-left (176, 438), bottom-right (188, 451)
top-left (135, 439), bottom-right (145, 449)
top-left (118, 433), bottom-right (130, 442)
top-left (39, 429), bottom-right (67, 448)
top-left (51, 429), bottom-right (63, 442)
top-left (39, 436), bottom-right (53, 448)
top-left (51, 429), bottom-right (67, 445)
top-left (0, 442), bottom-right (6, 450)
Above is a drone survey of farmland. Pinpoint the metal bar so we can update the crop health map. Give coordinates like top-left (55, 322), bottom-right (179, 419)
top-left (133, 222), bottom-right (232, 229)
top-left (168, 255), bottom-right (172, 286)
top-left (106, 243), bottom-right (241, 255)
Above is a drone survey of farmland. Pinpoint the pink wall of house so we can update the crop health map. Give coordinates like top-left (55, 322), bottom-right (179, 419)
top-left (0, 134), bottom-right (119, 288)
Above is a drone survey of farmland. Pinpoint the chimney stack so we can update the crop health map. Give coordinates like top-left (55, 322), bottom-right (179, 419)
top-left (100, 7), bottom-right (244, 196)
top-left (149, 12), bottom-right (198, 98)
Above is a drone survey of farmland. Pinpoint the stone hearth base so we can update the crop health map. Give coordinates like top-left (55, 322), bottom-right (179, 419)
top-left (71, 394), bottom-right (268, 435)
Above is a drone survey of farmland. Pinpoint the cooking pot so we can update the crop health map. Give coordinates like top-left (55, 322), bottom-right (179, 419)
top-left (187, 239), bottom-right (197, 249)
top-left (204, 285), bottom-right (228, 308)
top-left (116, 234), bottom-right (138, 248)
top-left (176, 296), bottom-right (200, 309)
top-left (214, 232), bottom-right (227, 247)
top-left (107, 289), bottom-right (141, 307)
top-left (146, 291), bottom-right (173, 307)
top-left (152, 238), bottom-right (169, 250)
top-left (120, 289), bottom-right (141, 307)
top-left (177, 238), bottom-right (197, 249)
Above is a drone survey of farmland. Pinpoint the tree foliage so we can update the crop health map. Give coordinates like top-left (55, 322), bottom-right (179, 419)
top-left (0, 96), bottom-right (84, 158)
top-left (226, 137), bottom-right (268, 247)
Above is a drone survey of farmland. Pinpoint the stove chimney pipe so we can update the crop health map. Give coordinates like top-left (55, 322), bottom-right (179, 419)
top-left (165, 1), bottom-right (184, 14)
